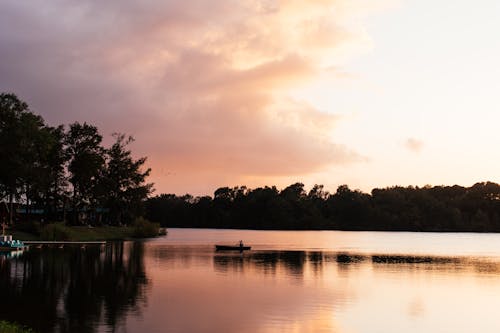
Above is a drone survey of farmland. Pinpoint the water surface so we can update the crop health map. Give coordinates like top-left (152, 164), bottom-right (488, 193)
top-left (2, 228), bottom-right (500, 332)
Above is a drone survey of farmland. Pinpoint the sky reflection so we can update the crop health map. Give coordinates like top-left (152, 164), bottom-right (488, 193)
top-left (132, 242), bottom-right (500, 333)
top-left (3, 231), bottom-right (500, 333)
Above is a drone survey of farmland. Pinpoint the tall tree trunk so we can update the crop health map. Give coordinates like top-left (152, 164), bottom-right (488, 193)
top-left (73, 187), bottom-right (78, 225)
top-left (62, 197), bottom-right (66, 224)
top-left (8, 193), bottom-right (13, 225)
top-left (26, 184), bottom-right (30, 222)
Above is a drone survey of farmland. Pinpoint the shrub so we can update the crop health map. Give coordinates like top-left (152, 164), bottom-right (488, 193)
top-left (132, 217), bottom-right (159, 238)
top-left (0, 321), bottom-right (34, 333)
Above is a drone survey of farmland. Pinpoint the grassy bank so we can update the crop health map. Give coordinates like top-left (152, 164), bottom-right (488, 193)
top-left (0, 321), bottom-right (33, 333)
top-left (10, 218), bottom-right (162, 241)
top-left (39, 224), bottom-right (136, 241)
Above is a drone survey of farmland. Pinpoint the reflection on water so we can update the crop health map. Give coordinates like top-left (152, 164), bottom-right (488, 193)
top-left (3, 230), bottom-right (500, 332)
top-left (213, 250), bottom-right (500, 277)
top-left (137, 244), bottom-right (500, 333)
top-left (0, 243), bottom-right (148, 333)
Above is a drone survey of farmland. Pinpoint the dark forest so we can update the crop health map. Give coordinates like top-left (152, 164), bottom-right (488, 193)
top-left (146, 182), bottom-right (500, 232)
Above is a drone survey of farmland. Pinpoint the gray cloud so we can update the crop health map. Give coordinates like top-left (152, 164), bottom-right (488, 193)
top-left (404, 137), bottom-right (424, 153)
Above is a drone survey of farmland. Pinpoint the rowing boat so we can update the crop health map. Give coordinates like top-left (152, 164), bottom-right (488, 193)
top-left (215, 245), bottom-right (251, 251)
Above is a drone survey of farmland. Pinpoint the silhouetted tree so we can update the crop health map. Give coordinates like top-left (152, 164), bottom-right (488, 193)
top-left (65, 122), bottom-right (105, 224)
top-left (0, 93), bottom-right (32, 223)
top-left (100, 134), bottom-right (153, 225)
top-left (1, 93), bottom-right (154, 227)
top-left (0, 94), bottom-right (68, 224)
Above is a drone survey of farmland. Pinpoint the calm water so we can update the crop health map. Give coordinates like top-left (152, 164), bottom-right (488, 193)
top-left (3, 229), bottom-right (500, 332)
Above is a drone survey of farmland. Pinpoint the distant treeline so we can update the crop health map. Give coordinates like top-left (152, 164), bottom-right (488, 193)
top-left (146, 182), bottom-right (500, 232)
top-left (0, 93), bottom-right (153, 225)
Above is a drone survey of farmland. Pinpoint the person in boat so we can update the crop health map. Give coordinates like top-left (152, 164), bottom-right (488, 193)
top-left (239, 240), bottom-right (243, 249)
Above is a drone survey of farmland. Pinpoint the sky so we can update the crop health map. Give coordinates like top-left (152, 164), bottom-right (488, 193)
top-left (1, 0), bottom-right (499, 196)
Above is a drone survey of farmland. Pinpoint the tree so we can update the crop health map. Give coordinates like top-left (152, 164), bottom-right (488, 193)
top-left (34, 125), bottom-right (68, 222)
top-left (280, 183), bottom-right (306, 201)
top-left (0, 94), bottom-right (60, 223)
top-left (308, 184), bottom-right (329, 200)
top-left (0, 93), bottom-right (29, 223)
top-left (65, 122), bottom-right (105, 224)
top-left (17, 111), bottom-right (57, 218)
top-left (101, 134), bottom-right (153, 225)
top-left (0, 93), bottom-right (70, 224)
top-left (1, 92), bottom-right (154, 227)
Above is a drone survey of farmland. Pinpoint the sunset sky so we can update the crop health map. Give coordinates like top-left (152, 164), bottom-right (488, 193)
top-left (1, 0), bottom-right (499, 196)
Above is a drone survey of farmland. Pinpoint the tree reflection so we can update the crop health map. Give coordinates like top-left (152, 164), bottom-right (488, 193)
top-left (213, 251), bottom-right (309, 279)
top-left (0, 242), bottom-right (148, 333)
top-left (307, 251), bottom-right (324, 276)
top-left (211, 249), bottom-right (500, 281)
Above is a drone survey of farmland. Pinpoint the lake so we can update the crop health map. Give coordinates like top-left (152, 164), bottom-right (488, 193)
top-left (2, 228), bottom-right (500, 332)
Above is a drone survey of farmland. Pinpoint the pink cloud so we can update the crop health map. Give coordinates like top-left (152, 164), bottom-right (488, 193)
top-left (0, 0), bottom-right (376, 194)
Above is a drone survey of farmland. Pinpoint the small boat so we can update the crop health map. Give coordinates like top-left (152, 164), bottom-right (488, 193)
top-left (215, 245), bottom-right (251, 251)
top-left (0, 235), bottom-right (27, 251)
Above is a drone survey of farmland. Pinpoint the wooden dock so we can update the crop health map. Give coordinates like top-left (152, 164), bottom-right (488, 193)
top-left (24, 241), bottom-right (106, 244)
top-left (23, 241), bottom-right (106, 249)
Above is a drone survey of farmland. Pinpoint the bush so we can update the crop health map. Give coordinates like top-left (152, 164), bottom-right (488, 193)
top-left (0, 321), bottom-right (34, 333)
top-left (132, 217), bottom-right (159, 238)
top-left (40, 223), bottom-right (71, 241)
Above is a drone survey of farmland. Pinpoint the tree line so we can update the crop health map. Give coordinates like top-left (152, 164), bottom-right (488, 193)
top-left (5, 92), bottom-right (499, 232)
top-left (0, 93), bottom-right (153, 225)
top-left (146, 182), bottom-right (500, 232)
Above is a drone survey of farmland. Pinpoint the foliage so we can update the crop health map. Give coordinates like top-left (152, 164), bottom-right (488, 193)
top-left (0, 93), bottom-right (44, 223)
top-left (0, 93), bottom-right (153, 226)
top-left (100, 134), bottom-right (153, 225)
top-left (146, 182), bottom-right (500, 232)
top-left (132, 217), bottom-right (160, 238)
top-left (0, 321), bottom-right (34, 333)
top-left (65, 122), bottom-right (105, 224)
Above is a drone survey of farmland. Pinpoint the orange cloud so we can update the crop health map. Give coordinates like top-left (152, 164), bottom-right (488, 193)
top-left (0, 0), bottom-right (380, 194)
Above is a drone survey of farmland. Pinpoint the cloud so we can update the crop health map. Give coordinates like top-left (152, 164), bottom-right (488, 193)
top-left (404, 137), bottom-right (424, 153)
top-left (0, 0), bottom-right (379, 194)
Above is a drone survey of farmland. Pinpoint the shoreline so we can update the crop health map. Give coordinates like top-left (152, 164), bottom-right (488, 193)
top-left (10, 222), bottom-right (162, 242)
top-left (159, 226), bottom-right (500, 234)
